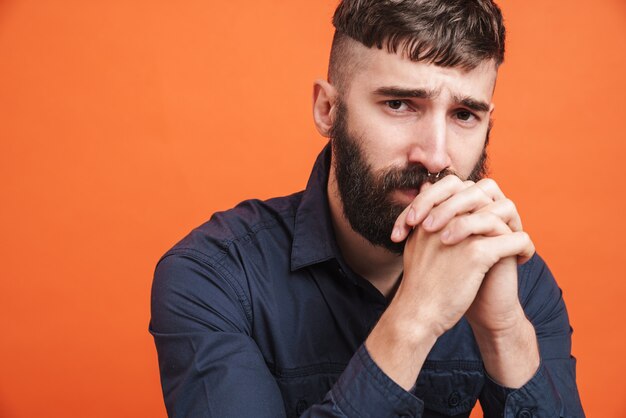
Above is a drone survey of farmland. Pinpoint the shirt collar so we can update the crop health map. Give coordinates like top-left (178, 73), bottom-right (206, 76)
top-left (290, 143), bottom-right (341, 271)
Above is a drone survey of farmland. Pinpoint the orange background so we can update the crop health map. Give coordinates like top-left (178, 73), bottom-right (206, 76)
top-left (1, 1), bottom-right (625, 417)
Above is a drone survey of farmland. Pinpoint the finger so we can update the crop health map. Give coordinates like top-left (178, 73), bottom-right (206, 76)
top-left (391, 175), bottom-right (468, 242)
top-left (441, 212), bottom-right (512, 245)
top-left (391, 176), bottom-right (466, 242)
top-left (474, 178), bottom-right (506, 201)
top-left (422, 183), bottom-right (495, 232)
top-left (475, 198), bottom-right (523, 232)
top-left (391, 183), bottom-right (429, 242)
top-left (405, 175), bottom-right (470, 225)
top-left (471, 231), bottom-right (535, 266)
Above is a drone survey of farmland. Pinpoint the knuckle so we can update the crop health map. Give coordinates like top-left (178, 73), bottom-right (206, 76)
top-left (468, 239), bottom-right (499, 266)
top-left (468, 240), bottom-right (487, 262)
top-left (503, 198), bottom-right (517, 212)
top-left (445, 218), bottom-right (461, 236)
top-left (478, 177), bottom-right (497, 190)
top-left (483, 211), bottom-right (499, 225)
top-left (444, 174), bottom-right (463, 187)
top-left (456, 215), bottom-right (472, 231)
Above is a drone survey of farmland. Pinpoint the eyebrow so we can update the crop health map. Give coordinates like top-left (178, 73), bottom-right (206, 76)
top-left (373, 86), bottom-right (437, 100)
top-left (373, 86), bottom-right (491, 113)
top-left (453, 95), bottom-right (491, 113)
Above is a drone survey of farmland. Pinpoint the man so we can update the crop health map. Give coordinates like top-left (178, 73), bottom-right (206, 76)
top-left (150, 0), bottom-right (584, 416)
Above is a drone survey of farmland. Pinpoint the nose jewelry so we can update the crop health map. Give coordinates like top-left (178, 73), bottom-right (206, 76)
top-left (428, 171), bottom-right (441, 179)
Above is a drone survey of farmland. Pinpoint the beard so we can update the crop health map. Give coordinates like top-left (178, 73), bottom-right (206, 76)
top-left (330, 101), bottom-right (489, 254)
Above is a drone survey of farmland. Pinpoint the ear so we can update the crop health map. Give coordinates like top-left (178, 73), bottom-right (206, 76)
top-left (312, 79), bottom-right (338, 138)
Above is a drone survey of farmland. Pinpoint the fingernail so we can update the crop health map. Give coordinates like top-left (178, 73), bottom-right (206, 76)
top-left (407, 208), bottom-right (415, 223)
top-left (423, 215), bottom-right (434, 228)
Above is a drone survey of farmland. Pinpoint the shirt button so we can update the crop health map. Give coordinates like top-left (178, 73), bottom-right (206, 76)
top-left (516, 408), bottom-right (533, 418)
top-left (295, 400), bottom-right (308, 415)
top-left (447, 391), bottom-right (461, 407)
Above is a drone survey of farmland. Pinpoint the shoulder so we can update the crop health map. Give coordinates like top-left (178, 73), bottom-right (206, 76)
top-left (161, 191), bottom-right (303, 266)
top-left (151, 192), bottom-right (304, 330)
top-left (153, 191), bottom-right (304, 302)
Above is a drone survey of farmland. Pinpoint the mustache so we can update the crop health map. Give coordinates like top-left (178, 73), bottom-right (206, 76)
top-left (379, 165), bottom-right (458, 191)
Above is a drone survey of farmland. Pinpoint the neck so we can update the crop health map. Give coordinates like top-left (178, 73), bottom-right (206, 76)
top-left (327, 164), bottom-right (404, 298)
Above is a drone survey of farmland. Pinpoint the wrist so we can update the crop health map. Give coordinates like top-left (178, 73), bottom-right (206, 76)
top-left (365, 303), bottom-right (439, 391)
top-left (368, 302), bottom-right (439, 356)
top-left (471, 316), bottom-right (540, 388)
top-left (390, 286), bottom-right (450, 339)
top-left (467, 304), bottom-right (528, 339)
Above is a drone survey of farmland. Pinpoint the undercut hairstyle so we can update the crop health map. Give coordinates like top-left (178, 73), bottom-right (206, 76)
top-left (329, 0), bottom-right (506, 91)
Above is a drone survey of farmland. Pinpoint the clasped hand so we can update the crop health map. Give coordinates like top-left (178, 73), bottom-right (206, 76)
top-left (389, 175), bottom-right (536, 338)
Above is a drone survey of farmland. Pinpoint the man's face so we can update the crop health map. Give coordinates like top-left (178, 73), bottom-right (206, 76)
top-left (330, 46), bottom-right (497, 253)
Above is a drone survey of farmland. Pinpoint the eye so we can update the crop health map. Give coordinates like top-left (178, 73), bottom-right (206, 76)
top-left (386, 100), bottom-right (409, 111)
top-left (456, 110), bottom-right (475, 121)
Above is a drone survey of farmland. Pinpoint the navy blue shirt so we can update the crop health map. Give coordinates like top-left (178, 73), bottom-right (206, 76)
top-left (150, 144), bottom-right (584, 417)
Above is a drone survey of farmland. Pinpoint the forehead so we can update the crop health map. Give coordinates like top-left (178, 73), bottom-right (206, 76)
top-left (345, 43), bottom-right (498, 103)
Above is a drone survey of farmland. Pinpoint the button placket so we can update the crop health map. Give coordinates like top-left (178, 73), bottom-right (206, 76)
top-left (447, 391), bottom-right (461, 407)
top-left (295, 399), bottom-right (308, 415)
top-left (516, 408), bottom-right (533, 418)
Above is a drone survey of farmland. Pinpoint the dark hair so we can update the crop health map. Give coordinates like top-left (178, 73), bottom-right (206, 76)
top-left (329, 0), bottom-right (506, 88)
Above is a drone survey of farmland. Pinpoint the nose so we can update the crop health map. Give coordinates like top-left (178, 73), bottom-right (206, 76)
top-left (407, 112), bottom-right (451, 174)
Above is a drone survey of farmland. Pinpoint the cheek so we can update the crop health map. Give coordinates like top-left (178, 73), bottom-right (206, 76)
top-left (348, 109), bottom-right (409, 163)
top-left (448, 131), bottom-right (487, 175)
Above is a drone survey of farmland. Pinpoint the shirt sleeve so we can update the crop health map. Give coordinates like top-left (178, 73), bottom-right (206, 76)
top-left (304, 345), bottom-right (424, 417)
top-left (479, 253), bottom-right (585, 418)
top-left (150, 253), bottom-right (424, 418)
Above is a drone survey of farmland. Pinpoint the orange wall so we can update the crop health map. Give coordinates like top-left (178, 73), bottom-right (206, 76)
top-left (1, 1), bottom-right (624, 416)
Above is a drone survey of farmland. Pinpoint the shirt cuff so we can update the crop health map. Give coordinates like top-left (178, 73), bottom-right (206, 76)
top-left (482, 362), bottom-right (563, 418)
top-left (330, 344), bottom-right (424, 418)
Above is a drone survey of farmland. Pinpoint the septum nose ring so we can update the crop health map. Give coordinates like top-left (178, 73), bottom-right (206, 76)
top-left (427, 171), bottom-right (441, 179)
